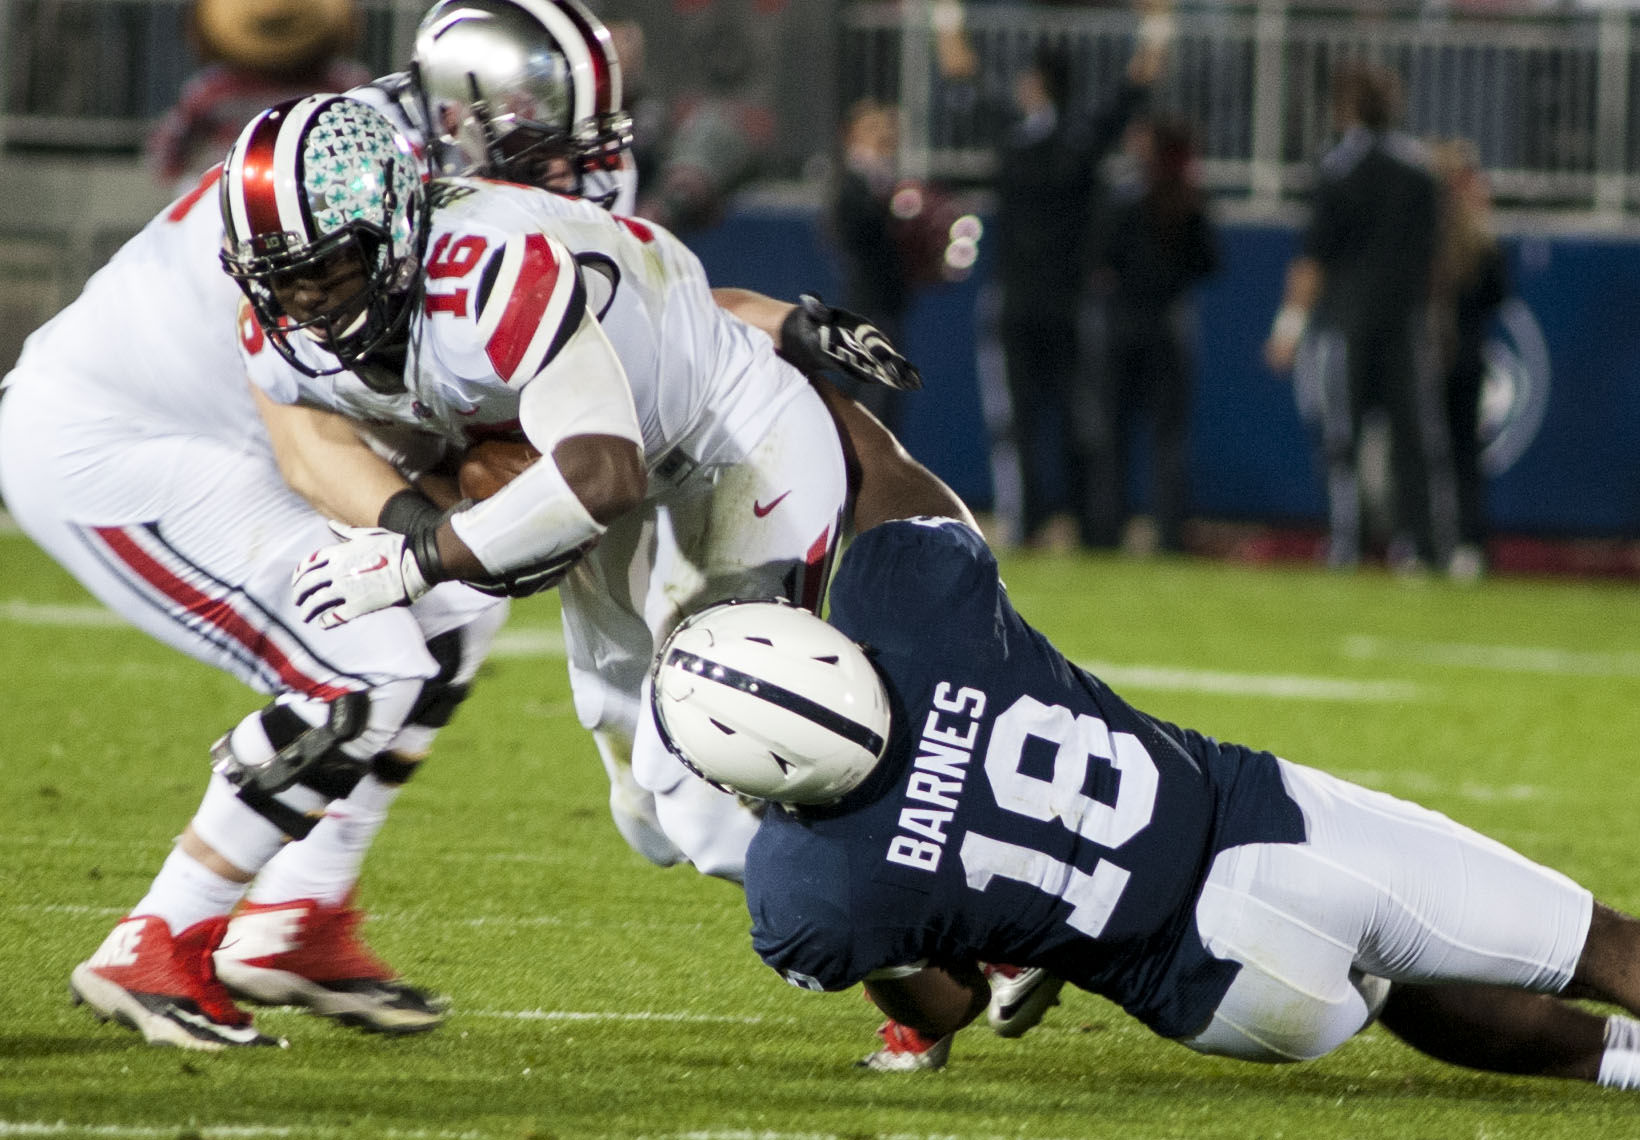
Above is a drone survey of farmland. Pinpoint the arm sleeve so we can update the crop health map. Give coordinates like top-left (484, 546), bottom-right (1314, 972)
top-left (430, 227), bottom-right (594, 392)
top-left (746, 825), bottom-right (924, 993)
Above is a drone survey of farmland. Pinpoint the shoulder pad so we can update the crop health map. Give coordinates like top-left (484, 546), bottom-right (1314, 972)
top-left (419, 209), bottom-right (588, 390)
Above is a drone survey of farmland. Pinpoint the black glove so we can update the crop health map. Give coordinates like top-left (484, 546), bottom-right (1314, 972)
top-left (464, 545), bottom-right (588, 598)
top-left (779, 294), bottom-right (923, 392)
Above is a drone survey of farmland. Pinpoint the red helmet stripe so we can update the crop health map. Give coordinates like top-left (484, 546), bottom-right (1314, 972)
top-left (554, 0), bottom-right (619, 114)
top-left (239, 109), bottom-right (288, 241)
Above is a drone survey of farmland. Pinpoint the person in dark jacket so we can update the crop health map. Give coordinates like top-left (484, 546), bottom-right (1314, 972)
top-left (936, 0), bottom-right (1172, 547)
top-left (1086, 113), bottom-right (1218, 553)
top-left (1265, 62), bottom-right (1451, 572)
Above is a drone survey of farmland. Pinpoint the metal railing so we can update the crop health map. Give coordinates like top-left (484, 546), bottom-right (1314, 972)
top-left (0, 0), bottom-right (430, 153)
top-left (840, 2), bottom-right (1640, 222)
top-left (4, 2), bottom-right (1640, 223)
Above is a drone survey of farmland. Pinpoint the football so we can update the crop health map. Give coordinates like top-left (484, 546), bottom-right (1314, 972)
top-left (458, 438), bottom-right (542, 501)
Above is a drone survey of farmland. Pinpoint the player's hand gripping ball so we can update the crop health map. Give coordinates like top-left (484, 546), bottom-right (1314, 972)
top-left (458, 439), bottom-right (542, 501)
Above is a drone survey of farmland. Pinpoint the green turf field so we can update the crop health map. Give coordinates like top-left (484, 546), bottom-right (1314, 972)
top-left (5, 522), bottom-right (1640, 1139)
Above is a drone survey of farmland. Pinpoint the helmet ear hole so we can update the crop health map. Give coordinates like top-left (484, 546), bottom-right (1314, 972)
top-left (650, 601), bottom-right (892, 806)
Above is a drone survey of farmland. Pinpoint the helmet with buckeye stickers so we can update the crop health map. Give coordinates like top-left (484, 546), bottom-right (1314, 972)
top-left (412, 0), bottom-right (631, 204)
top-left (219, 94), bottom-right (425, 377)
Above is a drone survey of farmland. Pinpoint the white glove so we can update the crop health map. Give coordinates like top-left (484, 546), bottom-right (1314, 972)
top-left (292, 522), bottom-right (434, 628)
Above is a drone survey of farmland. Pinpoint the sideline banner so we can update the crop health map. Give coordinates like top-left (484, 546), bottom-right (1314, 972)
top-left (688, 209), bottom-right (1640, 539)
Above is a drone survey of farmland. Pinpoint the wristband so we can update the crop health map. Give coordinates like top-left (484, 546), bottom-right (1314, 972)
top-left (378, 489), bottom-right (443, 536)
top-left (405, 525), bottom-right (447, 590)
top-left (1270, 305), bottom-right (1308, 344)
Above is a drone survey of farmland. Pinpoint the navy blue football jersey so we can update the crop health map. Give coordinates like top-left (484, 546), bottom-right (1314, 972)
top-left (744, 518), bottom-right (1306, 1039)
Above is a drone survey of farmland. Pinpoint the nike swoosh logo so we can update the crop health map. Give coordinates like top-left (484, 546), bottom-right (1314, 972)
top-left (361, 556), bottom-right (390, 573)
top-left (753, 492), bottom-right (791, 518)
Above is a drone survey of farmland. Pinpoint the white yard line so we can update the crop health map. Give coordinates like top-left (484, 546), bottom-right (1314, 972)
top-left (466, 1009), bottom-right (776, 1025)
top-left (1076, 659), bottom-right (1420, 702)
top-left (0, 1128), bottom-right (1083, 1140)
top-left (0, 595), bottom-right (1421, 702)
top-left (0, 1128), bottom-right (490, 1140)
top-left (486, 627), bottom-right (566, 658)
top-left (0, 599), bottom-right (126, 628)
top-left (1343, 634), bottom-right (1640, 678)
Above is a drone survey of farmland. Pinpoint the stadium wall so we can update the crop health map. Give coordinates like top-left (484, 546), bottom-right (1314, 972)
top-left (689, 203), bottom-right (1640, 540)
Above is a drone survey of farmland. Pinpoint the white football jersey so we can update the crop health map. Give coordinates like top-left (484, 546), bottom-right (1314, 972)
top-left (242, 178), bottom-right (810, 483)
top-left (3, 166), bottom-right (260, 447)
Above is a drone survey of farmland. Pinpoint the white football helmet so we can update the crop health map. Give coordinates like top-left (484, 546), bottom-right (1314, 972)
top-left (219, 95), bottom-right (424, 377)
top-left (651, 600), bottom-right (893, 806)
top-left (412, 0), bottom-right (632, 201)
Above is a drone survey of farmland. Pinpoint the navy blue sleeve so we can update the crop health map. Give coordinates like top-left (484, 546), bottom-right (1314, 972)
top-left (745, 815), bottom-right (887, 992)
top-left (829, 519), bottom-right (998, 655)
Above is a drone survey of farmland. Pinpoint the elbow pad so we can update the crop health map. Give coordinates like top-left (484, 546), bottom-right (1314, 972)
top-left (449, 454), bottom-right (605, 577)
top-left (518, 315), bottom-right (643, 452)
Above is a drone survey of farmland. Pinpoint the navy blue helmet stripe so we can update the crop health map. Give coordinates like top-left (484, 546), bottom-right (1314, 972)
top-left (664, 648), bottom-right (884, 758)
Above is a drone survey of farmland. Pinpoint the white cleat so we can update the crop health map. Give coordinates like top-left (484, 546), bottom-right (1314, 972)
top-left (985, 965), bottom-right (1064, 1038)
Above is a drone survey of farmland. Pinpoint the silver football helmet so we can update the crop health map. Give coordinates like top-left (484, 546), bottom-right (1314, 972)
top-left (412, 0), bottom-right (632, 200)
top-left (650, 600), bottom-right (893, 806)
top-left (219, 95), bottom-right (425, 377)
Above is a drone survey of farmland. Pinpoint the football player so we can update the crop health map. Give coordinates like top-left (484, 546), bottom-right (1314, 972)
top-left (383, 0), bottom-right (918, 392)
top-left (0, 149), bottom-right (502, 1050)
top-left (648, 510), bottom-right (1640, 1087)
top-left (6, 0), bottom-right (912, 1052)
top-left (219, 90), bottom-right (895, 884)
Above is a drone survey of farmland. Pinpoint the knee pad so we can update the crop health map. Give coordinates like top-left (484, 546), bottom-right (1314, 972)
top-left (211, 692), bottom-right (371, 797)
top-left (212, 693), bottom-right (380, 838)
top-left (406, 628), bottom-right (473, 727)
top-left (391, 629), bottom-right (478, 757)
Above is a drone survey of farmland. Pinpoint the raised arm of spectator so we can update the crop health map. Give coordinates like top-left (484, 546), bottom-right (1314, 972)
top-left (1082, 0), bottom-right (1175, 158)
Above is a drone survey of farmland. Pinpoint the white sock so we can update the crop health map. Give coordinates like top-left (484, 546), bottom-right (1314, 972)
top-left (130, 845), bottom-right (248, 933)
top-left (190, 772), bottom-right (320, 873)
top-left (247, 775), bottom-right (402, 908)
top-left (1598, 1015), bottom-right (1640, 1090)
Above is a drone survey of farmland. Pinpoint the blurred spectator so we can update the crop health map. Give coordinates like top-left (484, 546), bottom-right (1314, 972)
top-left (1430, 139), bottom-right (1509, 582)
top-left (636, 15), bottom-right (774, 235)
top-left (824, 98), bottom-right (917, 435)
top-left (146, 0), bottom-right (370, 194)
top-left (1085, 113), bottom-right (1218, 554)
top-left (1264, 60), bottom-right (1450, 572)
top-left (935, 0), bottom-right (1173, 548)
